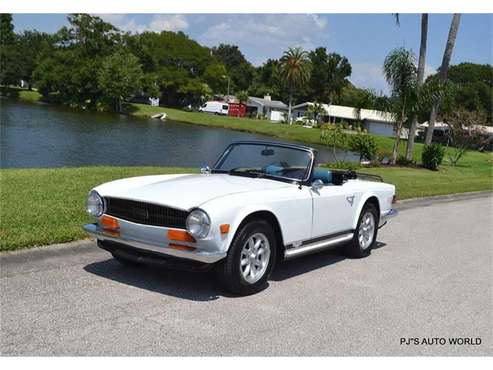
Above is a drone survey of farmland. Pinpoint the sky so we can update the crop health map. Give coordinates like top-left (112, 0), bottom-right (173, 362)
top-left (12, 13), bottom-right (493, 93)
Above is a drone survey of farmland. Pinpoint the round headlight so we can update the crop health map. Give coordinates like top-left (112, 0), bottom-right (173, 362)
top-left (186, 209), bottom-right (211, 239)
top-left (86, 190), bottom-right (104, 217)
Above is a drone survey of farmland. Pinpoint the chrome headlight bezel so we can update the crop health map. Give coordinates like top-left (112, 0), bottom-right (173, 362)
top-left (86, 190), bottom-right (104, 217)
top-left (186, 209), bottom-right (211, 239)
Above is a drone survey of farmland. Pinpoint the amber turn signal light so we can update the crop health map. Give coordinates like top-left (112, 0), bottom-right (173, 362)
top-left (101, 215), bottom-right (119, 230)
top-left (220, 224), bottom-right (230, 234)
top-left (167, 229), bottom-right (196, 243)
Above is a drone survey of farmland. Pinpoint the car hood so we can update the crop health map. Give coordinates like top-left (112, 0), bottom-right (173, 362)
top-left (94, 173), bottom-right (290, 210)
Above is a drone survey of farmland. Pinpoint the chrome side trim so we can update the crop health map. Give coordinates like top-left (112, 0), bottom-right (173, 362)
top-left (284, 232), bottom-right (353, 259)
top-left (83, 223), bottom-right (226, 264)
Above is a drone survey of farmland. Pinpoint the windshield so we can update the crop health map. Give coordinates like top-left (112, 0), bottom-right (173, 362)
top-left (214, 143), bottom-right (313, 182)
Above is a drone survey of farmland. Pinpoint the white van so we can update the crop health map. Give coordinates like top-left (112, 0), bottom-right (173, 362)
top-left (199, 101), bottom-right (229, 115)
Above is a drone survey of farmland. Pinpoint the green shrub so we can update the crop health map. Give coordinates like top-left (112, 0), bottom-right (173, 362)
top-left (349, 132), bottom-right (378, 161)
top-left (396, 155), bottom-right (415, 166)
top-left (320, 125), bottom-right (350, 162)
top-left (422, 144), bottom-right (445, 170)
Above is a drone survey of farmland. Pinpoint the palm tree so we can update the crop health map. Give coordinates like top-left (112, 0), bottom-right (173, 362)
top-left (406, 14), bottom-right (429, 160)
top-left (383, 48), bottom-right (418, 164)
top-left (424, 13), bottom-right (461, 145)
top-left (279, 47), bottom-right (311, 124)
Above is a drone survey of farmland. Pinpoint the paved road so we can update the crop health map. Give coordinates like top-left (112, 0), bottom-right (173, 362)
top-left (1, 196), bottom-right (492, 355)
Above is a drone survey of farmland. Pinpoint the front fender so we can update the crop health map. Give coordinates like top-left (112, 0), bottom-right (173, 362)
top-left (208, 204), bottom-right (284, 254)
top-left (352, 192), bottom-right (380, 230)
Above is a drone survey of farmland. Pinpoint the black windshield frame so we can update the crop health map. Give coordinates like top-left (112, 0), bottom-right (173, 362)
top-left (212, 141), bottom-right (317, 185)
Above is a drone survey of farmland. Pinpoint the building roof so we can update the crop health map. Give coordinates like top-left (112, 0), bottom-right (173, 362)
top-left (419, 121), bottom-right (450, 129)
top-left (293, 102), bottom-right (395, 123)
top-left (247, 97), bottom-right (288, 110)
top-left (292, 102), bottom-right (331, 113)
top-left (472, 124), bottom-right (493, 134)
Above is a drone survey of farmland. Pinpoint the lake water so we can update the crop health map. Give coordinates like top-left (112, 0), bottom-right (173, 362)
top-left (0, 99), bottom-right (358, 169)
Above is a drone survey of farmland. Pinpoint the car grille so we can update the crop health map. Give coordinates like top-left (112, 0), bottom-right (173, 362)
top-left (103, 197), bottom-right (188, 229)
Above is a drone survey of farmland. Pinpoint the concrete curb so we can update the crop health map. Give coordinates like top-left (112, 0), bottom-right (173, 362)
top-left (395, 190), bottom-right (493, 211)
top-left (0, 239), bottom-right (94, 259)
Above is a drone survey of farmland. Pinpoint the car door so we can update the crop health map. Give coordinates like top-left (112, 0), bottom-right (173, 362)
top-left (310, 183), bottom-right (356, 238)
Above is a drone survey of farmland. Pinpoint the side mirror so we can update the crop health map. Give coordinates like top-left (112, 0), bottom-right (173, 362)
top-left (311, 179), bottom-right (324, 192)
top-left (200, 165), bottom-right (211, 175)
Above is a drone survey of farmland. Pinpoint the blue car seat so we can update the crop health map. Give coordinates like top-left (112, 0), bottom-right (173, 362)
top-left (310, 168), bottom-right (333, 184)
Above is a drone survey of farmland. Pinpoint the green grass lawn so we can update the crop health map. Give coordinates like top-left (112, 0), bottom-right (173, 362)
top-left (0, 167), bottom-right (197, 251)
top-left (1, 163), bottom-right (491, 251)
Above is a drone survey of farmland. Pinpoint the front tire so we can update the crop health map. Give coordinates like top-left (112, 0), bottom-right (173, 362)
top-left (346, 202), bottom-right (379, 258)
top-left (216, 220), bottom-right (277, 295)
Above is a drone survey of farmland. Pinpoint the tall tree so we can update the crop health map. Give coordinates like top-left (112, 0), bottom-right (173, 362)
top-left (0, 14), bottom-right (15, 44)
top-left (17, 31), bottom-right (54, 89)
top-left (425, 14), bottom-right (462, 145)
top-left (279, 47), bottom-right (311, 124)
top-left (250, 59), bottom-right (283, 99)
top-left (0, 13), bottom-right (21, 87)
top-left (97, 50), bottom-right (144, 112)
top-left (406, 14), bottom-right (428, 160)
top-left (127, 31), bottom-right (215, 106)
top-left (308, 47), bottom-right (351, 103)
top-left (383, 48), bottom-right (418, 164)
top-left (33, 14), bottom-right (122, 108)
top-left (212, 44), bottom-right (255, 92)
top-left (443, 63), bottom-right (492, 124)
top-left (326, 53), bottom-right (352, 102)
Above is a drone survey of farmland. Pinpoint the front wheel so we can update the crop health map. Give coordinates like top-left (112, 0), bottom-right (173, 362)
top-left (345, 203), bottom-right (379, 258)
top-left (215, 220), bottom-right (277, 295)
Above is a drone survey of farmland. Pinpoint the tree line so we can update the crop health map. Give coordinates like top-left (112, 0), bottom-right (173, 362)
top-left (0, 14), bottom-right (356, 112)
top-left (3, 13), bottom-right (489, 122)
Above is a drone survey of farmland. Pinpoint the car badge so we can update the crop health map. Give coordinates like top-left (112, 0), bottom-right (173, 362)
top-left (346, 195), bottom-right (355, 206)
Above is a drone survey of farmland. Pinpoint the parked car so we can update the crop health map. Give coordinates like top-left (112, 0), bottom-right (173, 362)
top-left (84, 141), bottom-right (397, 295)
top-left (199, 101), bottom-right (229, 115)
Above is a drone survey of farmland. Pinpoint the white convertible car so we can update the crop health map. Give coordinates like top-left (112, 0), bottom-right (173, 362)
top-left (84, 141), bottom-right (397, 295)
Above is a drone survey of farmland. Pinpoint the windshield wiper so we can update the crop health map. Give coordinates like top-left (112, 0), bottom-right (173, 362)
top-left (228, 168), bottom-right (265, 178)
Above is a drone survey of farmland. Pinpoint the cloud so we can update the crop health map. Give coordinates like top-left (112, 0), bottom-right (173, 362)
top-left (350, 63), bottom-right (388, 93)
top-left (97, 14), bottom-right (188, 33)
top-left (148, 15), bottom-right (189, 32)
top-left (198, 14), bottom-right (329, 65)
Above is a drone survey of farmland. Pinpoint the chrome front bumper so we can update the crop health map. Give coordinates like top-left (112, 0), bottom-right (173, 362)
top-left (84, 223), bottom-right (226, 264)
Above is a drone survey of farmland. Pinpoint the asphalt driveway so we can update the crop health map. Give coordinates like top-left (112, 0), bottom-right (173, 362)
top-left (1, 195), bottom-right (492, 355)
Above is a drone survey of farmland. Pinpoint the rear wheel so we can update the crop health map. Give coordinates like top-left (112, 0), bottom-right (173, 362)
top-left (216, 220), bottom-right (277, 295)
top-left (346, 203), bottom-right (379, 258)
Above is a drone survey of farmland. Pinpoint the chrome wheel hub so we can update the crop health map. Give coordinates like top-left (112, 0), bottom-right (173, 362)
top-left (240, 233), bottom-right (271, 284)
top-left (358, 212), bottom-right (375, 250)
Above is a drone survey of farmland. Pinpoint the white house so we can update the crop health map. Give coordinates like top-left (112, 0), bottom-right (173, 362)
top-left (292, 102), bottom-right (407, 139)
top-left (246, 95), bottom-right (288, 122)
